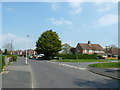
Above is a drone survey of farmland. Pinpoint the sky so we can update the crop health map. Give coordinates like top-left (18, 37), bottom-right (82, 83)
top-left (1, 1), bottom-right (118, 50)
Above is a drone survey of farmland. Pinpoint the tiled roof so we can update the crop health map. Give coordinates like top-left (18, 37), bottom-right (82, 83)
top-left (78, 43), bottom-right (103, 50)
top-left (106, 48), bottom-right (120, 55)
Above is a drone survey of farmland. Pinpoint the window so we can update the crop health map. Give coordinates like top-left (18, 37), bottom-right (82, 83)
top-left (89, 49), bottom-right (92, 53)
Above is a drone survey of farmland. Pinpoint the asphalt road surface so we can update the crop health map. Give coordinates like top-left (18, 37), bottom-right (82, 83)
top-left (28, 59), bottom-right (119, 88)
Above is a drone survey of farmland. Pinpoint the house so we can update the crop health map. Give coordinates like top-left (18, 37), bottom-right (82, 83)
top-left (14, 50), bottom-right (23, 55)
top-left (105, 48), bottom-right (120, 59)
top-left (22, 49), bottom-right (36, 56)
top-left (76, 41), bottom-right (104, 54)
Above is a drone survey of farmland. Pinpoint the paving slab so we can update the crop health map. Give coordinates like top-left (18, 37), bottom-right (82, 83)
top-left (2, 57), bottom-right (32, 88)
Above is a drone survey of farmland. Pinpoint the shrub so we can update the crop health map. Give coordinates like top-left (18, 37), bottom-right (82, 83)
top-left (6, 55), bottom-right (17, 62)
top-left (2, 56), bottom-right (5, 69)
top-left (56, 54), bottom-right (97, 59)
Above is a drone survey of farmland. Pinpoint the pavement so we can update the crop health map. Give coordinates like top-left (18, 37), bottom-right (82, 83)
top-left (2, 57), bottom-right (32, 88)
top-left (88, 67), bottom-right (120, 80)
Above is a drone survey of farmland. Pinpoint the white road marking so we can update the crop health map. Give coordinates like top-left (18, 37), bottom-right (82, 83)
top-left (47, 61), bottom-right (86, 70)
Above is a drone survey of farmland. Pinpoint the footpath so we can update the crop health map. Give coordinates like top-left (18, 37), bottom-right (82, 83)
top-left (2, 57), bottom-right (32, 88)
top-left (88, 66), bottom-right (120, 80)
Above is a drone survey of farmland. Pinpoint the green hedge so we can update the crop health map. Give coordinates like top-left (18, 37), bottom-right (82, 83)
top-left (6, 55), bottom-right (17, 62)
top-left (0, 55), bottom-right (5, 72)
top-left (56, 54), bottom-right (97, 59)
top-left (2, 56), bottom-right (5, 69)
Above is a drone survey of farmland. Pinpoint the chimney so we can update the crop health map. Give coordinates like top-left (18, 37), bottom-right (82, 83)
top-left (88, 40), bottom-right (91, 45)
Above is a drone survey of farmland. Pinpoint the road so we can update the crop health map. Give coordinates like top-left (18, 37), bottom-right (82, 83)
top-left (28, 59), bottom-right (119, 88)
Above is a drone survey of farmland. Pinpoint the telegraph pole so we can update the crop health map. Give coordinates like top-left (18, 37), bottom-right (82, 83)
top-left (26, 35), bottom-right (29, 64)
top-left (10, 40), bottom-right (13, 54)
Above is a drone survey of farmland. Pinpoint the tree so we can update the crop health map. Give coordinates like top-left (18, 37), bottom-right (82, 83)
top-left (3, 49), bottom-right (10, 55)
top-left (109, 44), bottom-right (118, 49)
top-left (35, 30), bottom-right (62, 59)
top-left (61, 43), bottom-right (72, 54)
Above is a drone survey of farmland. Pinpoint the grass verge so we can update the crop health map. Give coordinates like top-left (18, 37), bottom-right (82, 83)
top-left (52, 59), bottom-right (119, 62)
top-left (88, 62), bottom-right (120, 68)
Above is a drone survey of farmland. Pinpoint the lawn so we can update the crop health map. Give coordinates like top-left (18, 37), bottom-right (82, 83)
top-left (88, 62), bottom-right (120, 68)
top-left (52, 59), bottom-right (118, 62)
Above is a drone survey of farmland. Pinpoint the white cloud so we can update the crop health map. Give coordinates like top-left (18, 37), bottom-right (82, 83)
top-left (69, 2), bottom-right (82, 15)
top-left (1, 33), bottom-right (35, 50)
top-left (51, 3), bottom-right (59, 11)
top-left (69, 2), bottom-right (81, 9)
top-left (70, 8), bottom-right (82, 15)
top-left (94, 14), bottom-right (118, 28)
top-left (7, 8), bottom-right (14, 12)
top-left (48, 17), bottom-right (72, 25)
top-left (95, 2), bottom-right (117, 12)
top-left (49, 2), bottom-right (59, 11)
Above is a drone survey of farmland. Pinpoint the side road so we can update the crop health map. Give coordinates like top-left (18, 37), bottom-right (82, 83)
top-left (49, 61), bottom-right (120, 80)
top-left (2, 57), bottom-right (32, 88)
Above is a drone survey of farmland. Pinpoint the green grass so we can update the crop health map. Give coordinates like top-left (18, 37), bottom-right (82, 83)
top-left (52, 59), bottom-right (118, 62)
top-left (88, 62), bottom-right (120, 68)
top-left (0, 55), bottom-right (2, 72)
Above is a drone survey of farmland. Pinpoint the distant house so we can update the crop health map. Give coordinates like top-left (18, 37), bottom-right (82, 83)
top-left (76, 41), bottom-right (104, 54)
top-left (105, 48), bottom-right (120, 59)
top-left (22, 49), bottom-right (36, 56)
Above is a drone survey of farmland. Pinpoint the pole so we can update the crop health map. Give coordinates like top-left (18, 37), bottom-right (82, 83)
top-left (26, 35), bottom-right (29, 64)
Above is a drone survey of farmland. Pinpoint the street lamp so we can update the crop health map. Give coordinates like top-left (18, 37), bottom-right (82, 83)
top-left (26, 35), bottom-right (29, 64)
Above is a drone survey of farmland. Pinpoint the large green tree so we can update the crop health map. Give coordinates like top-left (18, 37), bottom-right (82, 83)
top-left (35, 30), bottom-right (62, 59)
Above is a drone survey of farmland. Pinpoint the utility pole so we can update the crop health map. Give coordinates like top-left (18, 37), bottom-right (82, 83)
top-left (26, 35), bottom-right (29, 65)
top-left (10, 40), bottom-right (13, 54)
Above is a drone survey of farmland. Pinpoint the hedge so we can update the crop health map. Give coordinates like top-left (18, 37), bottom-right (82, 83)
top-left (0, 55), bottom-right (5, 72)
top-left (6, 55), bottom-right (17, 62)
top-left (56, 54), bottom-right (98, 59)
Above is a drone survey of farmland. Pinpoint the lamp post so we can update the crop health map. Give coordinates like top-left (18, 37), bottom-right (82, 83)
top-left (26, 35), bottom-right (29, 64)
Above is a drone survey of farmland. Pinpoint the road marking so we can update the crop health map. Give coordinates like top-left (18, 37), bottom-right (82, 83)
top-left (47, 61), bottom-right (86, 70)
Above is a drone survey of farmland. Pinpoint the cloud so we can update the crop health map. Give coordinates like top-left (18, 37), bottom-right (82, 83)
top-left (1, 33), bottom-right (35, 50)
top-left (48, 17), bottom-right (72, 25)
top-left (7, 8), bottom-right (14, 12)
top-left (94, 14), bottom-right (118, 28)
top-left (95, 2), bottom-right (117, 12)
top-left (69, 2), bottom-right (82, 15)
top-left (49, 2), bottom-right (59, 11)
top-left (52, 3), bottom-right (59, 11)
top-left (70, 8), bottom-right (82, 15)
top-left (69, 2), bottom-right (81, 9)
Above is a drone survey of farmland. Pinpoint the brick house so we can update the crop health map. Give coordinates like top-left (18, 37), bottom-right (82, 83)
top-left (105, 48), bottom-right (120, 59)
top-left (22, 49), bottom-right (36, 56)
top-left (76, 41), bottom-right (104, 54)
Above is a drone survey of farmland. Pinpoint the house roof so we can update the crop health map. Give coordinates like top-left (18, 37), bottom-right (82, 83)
top-left (106, 48), bottom-right (120, 55)
top-left (78, 43), bottom-right (103, 50)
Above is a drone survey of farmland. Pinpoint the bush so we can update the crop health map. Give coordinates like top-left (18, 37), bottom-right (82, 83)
top-left (6, 55), bottom-right (17, 62)
top-left (0, 55), bottom-right (5, 72)
top-left (2, 56), bottom-right (5, 69)
top-left (56, 54), bottom-right (98, 59)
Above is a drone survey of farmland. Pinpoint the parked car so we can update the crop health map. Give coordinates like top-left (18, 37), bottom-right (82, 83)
top-left (32, 54), bottom-right (44, 59)
top-left (28, 55), bottom-right (33, 59)
top-left (36, 54), bottom-right (44, 59)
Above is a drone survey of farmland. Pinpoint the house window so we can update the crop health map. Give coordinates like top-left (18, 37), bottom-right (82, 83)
top-left (95, 50), bottom-right (99, 53)
top-left (89, 49), bottom-right (92, 53)
top-left (84, 49), bottom-right (87, 53)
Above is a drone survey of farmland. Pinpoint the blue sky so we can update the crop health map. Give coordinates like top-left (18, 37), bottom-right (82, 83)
top-left (1, 2), bottom-right (118, 50)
